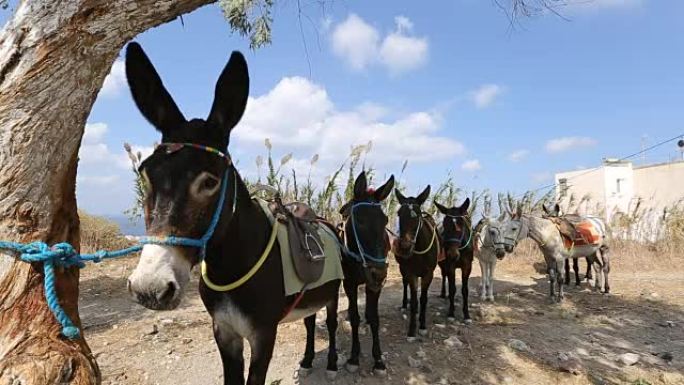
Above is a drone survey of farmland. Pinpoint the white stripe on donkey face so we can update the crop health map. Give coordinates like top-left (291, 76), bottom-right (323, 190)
top-left (127, 245), bottom-right (193, 310)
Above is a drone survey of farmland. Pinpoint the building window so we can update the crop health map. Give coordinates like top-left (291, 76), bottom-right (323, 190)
top-left (616, 178), bottom-right (625, 194)
top-left (558, 178), bottom-right (568, 198)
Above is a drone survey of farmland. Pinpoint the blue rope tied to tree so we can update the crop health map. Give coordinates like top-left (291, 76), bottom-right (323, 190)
top-left (0, 167), bottom-right (233, 340)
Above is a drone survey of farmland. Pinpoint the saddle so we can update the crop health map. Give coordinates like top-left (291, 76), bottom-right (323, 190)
top-left (268, 199), bottom-right (326, 284)
top-left (545, 214), bottom-right (601, 248)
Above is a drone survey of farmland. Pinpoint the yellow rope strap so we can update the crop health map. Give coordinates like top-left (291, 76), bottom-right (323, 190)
top-left (201, 220), bottom-right (279, 292)
top-left (413, 221), bottom-right (437, 255)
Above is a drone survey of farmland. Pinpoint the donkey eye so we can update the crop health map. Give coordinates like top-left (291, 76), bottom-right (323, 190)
top-left (202, 177), bottom-right (219, 191)
top-left (190, 172), bottom-right (221, 199)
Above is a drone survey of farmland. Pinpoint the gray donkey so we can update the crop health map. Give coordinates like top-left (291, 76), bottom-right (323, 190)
top-left (474, 214), bottom-right (507, 302)
top-left (500, 205), bottom-right (611, 302)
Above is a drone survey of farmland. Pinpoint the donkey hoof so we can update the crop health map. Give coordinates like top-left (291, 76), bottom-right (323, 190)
top-left (326, 370), bottom-right (338, 381)
top-left (373, 368), bottom-right (387, 377)
top-left (407, 336), bottom-right (417, 342)
top-left (419, 328), bottom-right (428, 336)
top-left (464, 318), bottom-right (473, 325)
top-left (447, 317), bottom-right (456, 323)
top-left (345, 363), bottom-right (359, 373)
top-left (298, 367), bottom-right (313, 377)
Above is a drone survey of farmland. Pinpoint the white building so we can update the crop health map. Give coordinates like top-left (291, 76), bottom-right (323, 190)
top-left (555, 159), bottom-right (684, 238)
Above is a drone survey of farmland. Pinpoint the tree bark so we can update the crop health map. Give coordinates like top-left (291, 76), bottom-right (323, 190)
top-left (0, 1), bottom-right (214, 384)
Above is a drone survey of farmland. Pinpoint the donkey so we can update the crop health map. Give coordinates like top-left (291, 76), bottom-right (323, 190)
top-left (338, 171), bottom-right (395, 375)
top-left (473, 215), bottom-right (507, 302)
top-left (435, 199), bottom-right (473, 323)
top-left (500, 205), bottom-right (611, 303)
top-left (393, 186), bottom-right (440, 340)
top-left (124, 42), bottom-right (341, 385)
top-left (542, 204), bottom-right (594, 286)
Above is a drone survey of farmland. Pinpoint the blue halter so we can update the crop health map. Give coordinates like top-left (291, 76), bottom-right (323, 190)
top-left (346, 201), bottom-right (387, 266)
top-left (137, 143), bottom-right (237, 260)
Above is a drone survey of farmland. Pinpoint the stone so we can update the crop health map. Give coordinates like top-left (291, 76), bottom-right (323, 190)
top-left (408, 356), bottom-right (422, 368)
top-left (508, 339), bottom-right (529, 352)
top-left (444, 336), bottom-right (463, 349)
top-left (619, 353), bottom-right (640, 366)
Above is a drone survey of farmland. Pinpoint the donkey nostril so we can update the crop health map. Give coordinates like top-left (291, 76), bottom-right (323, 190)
top-left (157, 281), bottom-right (177, 303)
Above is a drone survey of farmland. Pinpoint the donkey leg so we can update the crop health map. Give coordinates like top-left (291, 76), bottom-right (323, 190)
top-left (602, 251), bottom-right (611, 294)
top-left (462, 264), bottom-right (473, 323)
top-left (590, 258), bottom-right (601, 292)
top-left (419, 272), bottom-right (434, 335)
top-left (246, 328), bottom-right (278, 385)
top-left (213, 322), bottom-right (246, 385)
top-left (479, 259), bottom-right (488, 301)
top-left (547, 263), bottom-right (556, 302)
top-left (408, 276), bottom-right (419, 340)
top-left (439, 265), bottom-right (447, 299)
top-left (343, 281), bottom-right (361, 371)
top-left (401, 276), bottom-right (409, 310)
top-left (573, 257), bottom-right (581, 286)
top-left (365, 286), bottom-right (387, 375)
top-left (488, 260), bottom-right (496, 302)
top-left (325, 297), bottom-right (339, 379)
top-left (556, 261), bottom-right (565, 302)
top-left (300, 315), bottom-right (316, 371)
top-left (586, 256), bottom-right (593, 281)
top-left (447, 269), bottom-right (457, 321)
top-left (564, 258), bottom-right (571, 286)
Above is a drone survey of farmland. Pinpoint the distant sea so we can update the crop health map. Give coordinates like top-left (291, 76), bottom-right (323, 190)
top-left (106, 215), bottom-right (145, 236)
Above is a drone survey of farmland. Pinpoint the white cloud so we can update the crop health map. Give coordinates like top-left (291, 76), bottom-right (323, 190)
top-left (471, 84), bottom-right (504, 109)
top-left (379, 16), bottom-right (429, 75)
top-left (99, 59), bottom-right (126, 98)
top-left (545, 136), bottom-right (597, 153)
top-left (331, 14), bottom-right (428, 75)
top-left (331, 14), bottom-right (380, 71)
top-left (234, 76), bottom-right (464, 176)
top-left (508, 149), bottom-right (529, 162)
top-left (461, 159), bottom-right (482, 172)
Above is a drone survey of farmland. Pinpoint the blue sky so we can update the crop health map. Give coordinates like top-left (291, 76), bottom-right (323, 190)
top-left (5, 0), bottom-right (683, 216)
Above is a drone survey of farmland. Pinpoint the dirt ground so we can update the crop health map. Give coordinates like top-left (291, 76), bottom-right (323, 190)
top-left (79, 251), bottom-right (684, 385)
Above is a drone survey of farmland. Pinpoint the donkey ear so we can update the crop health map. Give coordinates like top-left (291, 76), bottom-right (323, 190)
top-left (395, 189), bottom-right (407, 204)
top-left (434, 201), bottom-right (449, 215)
top-left (416, 185), bottom-right (431, 205)
top-left (339, 201), bottom-right (351, 217)
top-left (353, 171), bottom-right (368, 199)
top-left (542, 204), bottom-right (550, 215)
top-left (374, 175), bottom-right (395, 202)
top-left (125, 42), bottom-right (186, 133)
top-left (207, 51), bottom-right (249, 144)
top-left (458, 198), bottom-right (471, 213)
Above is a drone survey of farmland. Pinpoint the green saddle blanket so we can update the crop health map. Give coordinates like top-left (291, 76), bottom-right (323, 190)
top-left (256, 199), bottom-right (344, 296)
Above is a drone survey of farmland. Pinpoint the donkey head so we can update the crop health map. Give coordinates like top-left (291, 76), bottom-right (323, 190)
top-left (394, 186), bottom-right (431, 257)
top-left (340, 171), bottom-right (394, 291)
top-left (501, 204), bottom-right (525, 253)
top-left (435, 198), bottom-right (471, 259)
top-left (125, 42), bottom-right (249, 310)
top-left (542, 203), bottom-right (561, 217)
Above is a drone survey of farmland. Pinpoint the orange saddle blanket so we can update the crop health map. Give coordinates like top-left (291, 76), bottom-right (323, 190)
top-left (561, 219), bottom-right (602, 249)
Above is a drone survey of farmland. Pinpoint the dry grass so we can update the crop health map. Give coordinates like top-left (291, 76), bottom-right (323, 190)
top-left (79, 210), bottom-right (132, 253)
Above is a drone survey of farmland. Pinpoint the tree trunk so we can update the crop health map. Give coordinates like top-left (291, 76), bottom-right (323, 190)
top-left (0, 1), bottom-right (214, 383)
